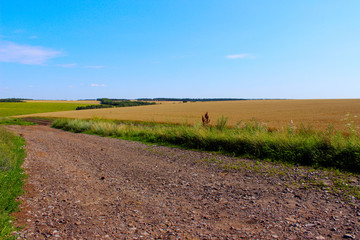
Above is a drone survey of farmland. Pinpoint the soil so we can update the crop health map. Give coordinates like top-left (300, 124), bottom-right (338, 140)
top-left (21, 118), bottom-right (53, 126)
top-left (5, 125), bottom-right (360, 239)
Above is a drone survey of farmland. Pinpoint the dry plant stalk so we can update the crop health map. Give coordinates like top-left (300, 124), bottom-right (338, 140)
top-left (202, 112), bottom-right (210, 127)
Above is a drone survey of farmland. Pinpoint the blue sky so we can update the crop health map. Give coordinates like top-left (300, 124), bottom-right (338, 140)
top-left (1, 1), bottom-right (359, 100)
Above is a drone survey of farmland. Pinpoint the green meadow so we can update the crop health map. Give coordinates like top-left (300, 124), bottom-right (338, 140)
top-left (0, 102), bottom-right (91, 117)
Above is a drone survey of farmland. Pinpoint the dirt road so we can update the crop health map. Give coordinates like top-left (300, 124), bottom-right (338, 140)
top-left (6, 125), bottom-right (360, 239)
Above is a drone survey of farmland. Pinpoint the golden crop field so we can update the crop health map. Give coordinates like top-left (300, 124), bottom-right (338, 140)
top-left (16, 99), bottom-right (360, 130)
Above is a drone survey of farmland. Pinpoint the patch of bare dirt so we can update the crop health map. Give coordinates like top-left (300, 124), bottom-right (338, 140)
top-left (6, 125), bottom-right (360, 239)
top-left (21, 118), bottom-right (53, 126)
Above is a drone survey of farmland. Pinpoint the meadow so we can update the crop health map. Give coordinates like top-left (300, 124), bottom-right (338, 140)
top-left (0, 101), bottom-right (95, 117)
top-left (17, 99), bottom-right (360, 131)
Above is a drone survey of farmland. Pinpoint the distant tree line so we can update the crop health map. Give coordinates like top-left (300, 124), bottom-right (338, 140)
top-left (0, 98), bottom-right (28, 102)
top-left (76, 98), bottom-right (156, 110)
top-left (97, 98), bottom-right (156, 106)
top-left (97, 98), bottom-right (128, 103)
top-left (76, 105), bottom-right (113, 110)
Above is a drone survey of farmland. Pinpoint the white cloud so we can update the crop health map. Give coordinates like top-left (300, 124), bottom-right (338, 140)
top-left (85, 65), bottom-right (105, 69)
top-left (56, 63), bottom-right (77, 68)
top-left (0, 41), bottom-right (62, 65)
top-left (90, 83), bottom-right (106, 87)
top-left (225, 54), bottom-right (253, 59)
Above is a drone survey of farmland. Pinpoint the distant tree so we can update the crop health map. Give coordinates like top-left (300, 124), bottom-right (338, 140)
top-left (0, 98), bottom-right (25, 102)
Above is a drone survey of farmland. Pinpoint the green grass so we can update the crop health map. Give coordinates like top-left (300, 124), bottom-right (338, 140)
top-left (52, 118), bottom-right (360, 174)
top-left (0, 118), bottom-right (35, 126)
top-left (0, 102), bottom-right (91, 117)
top-left (0, 127), bottom-right (26, 239)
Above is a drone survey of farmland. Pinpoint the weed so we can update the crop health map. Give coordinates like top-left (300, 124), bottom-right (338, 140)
top-left (342, 113), bottom-right (359, 136)
top-left (202, 112), bottom-right (210, 128)
top-left (215, 115), bottom-right (228, 131)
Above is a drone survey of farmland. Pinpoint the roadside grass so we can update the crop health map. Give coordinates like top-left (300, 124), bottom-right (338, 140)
top-left (0, 118), bottom-right (35, 126)
top-left (0, 102), bottom-right (93, 117)
top-left (0, 127), bottom-right (26, 239)
top-left (52, 118), bottom-right (360, 174)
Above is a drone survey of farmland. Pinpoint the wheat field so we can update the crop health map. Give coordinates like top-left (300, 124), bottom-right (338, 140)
top-left (16, 99), bottom-right (360, 130)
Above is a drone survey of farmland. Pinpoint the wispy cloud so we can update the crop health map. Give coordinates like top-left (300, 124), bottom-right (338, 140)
top-left (90, 83), bottom-right (106, 87)
top-left (225, 54), bottom-right (253, 59)
top-left (56, 63), bottom-right (77, 68)
top-left (0, 41), bottom-right (62, 65)
top-left (29, 36), bottom-right (38, 39)
top-left (85, 65), bottom-right (105, 69)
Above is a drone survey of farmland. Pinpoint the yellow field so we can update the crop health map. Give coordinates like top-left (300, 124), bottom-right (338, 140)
top-left (25, 100), bottom-right (100, 104)
top-left (16, 99), bottom-right (360, 130)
